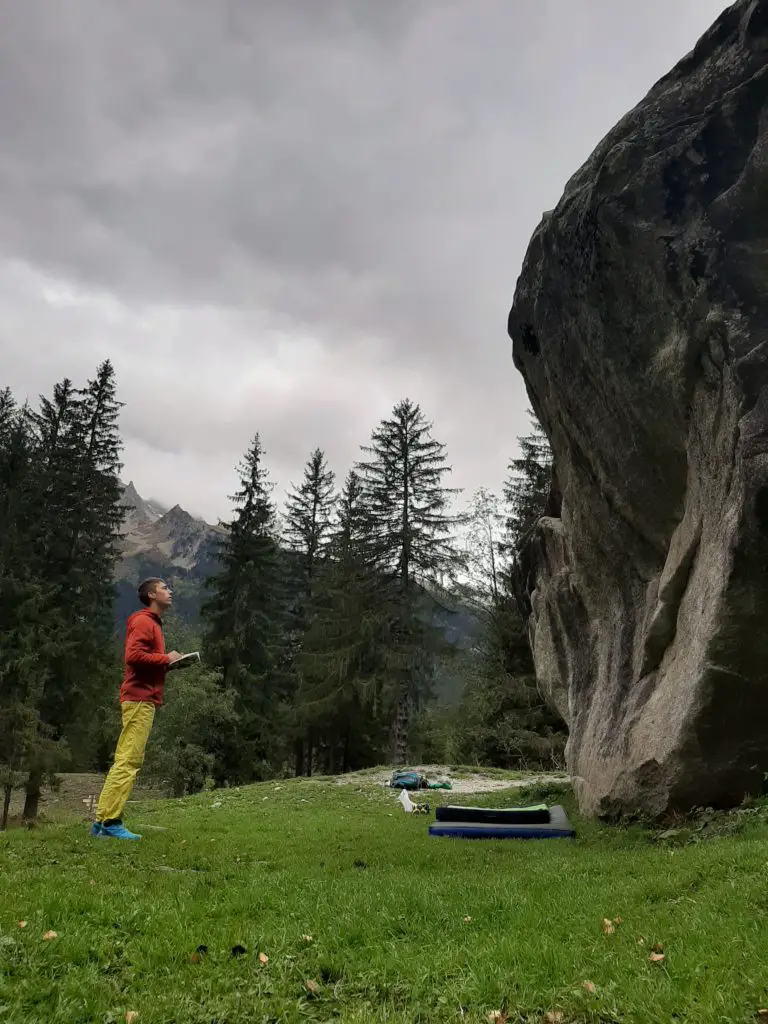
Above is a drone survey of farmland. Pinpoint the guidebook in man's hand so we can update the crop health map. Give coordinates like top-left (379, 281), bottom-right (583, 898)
top-left (169, 651), bottom-right (201, 671)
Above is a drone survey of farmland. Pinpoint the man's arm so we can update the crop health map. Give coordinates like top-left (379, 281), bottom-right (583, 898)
top-left (125, 618), bottom-right (172, 668)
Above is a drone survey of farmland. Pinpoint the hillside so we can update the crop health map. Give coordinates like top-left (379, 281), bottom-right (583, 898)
top-left (2, 776), bottom-right (768, 1022)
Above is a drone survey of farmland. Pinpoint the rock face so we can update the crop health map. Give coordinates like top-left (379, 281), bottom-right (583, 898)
top-left (115, 482), bottom-right (225, 624)
top-left (509, 0), bottom-right (768, 817)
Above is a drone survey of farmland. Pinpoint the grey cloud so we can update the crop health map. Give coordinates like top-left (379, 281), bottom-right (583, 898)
top-left (0, 2), bottom-right (727, 313)
top-left (0, 0), bottom-right (730, 519)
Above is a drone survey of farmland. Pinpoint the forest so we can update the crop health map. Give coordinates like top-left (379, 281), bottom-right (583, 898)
top-left (0, 361), bottom-right (565, 827)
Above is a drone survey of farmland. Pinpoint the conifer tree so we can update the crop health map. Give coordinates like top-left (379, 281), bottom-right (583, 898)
top-left (0, 579), bottom-right (64, 829)
top-left (0, 390), bottom-right (32, 556)
top-left (0, 387), bottom-right (15, 439)
top-left (356, 398), bottom-right (461, 762)
top-left (297, 470), bottom-right (390, 772)
top-left (284, 448), bottom-right (335, 589)
top-left (283, 448), bottom-right (336, 774)
top-left (0, 393), bottom-right (67, 826)
top-left (202, 434), bottom-right (284, 780)
top-left (503, 410), bottom-right (552, 550)
top-left (32, 378), bottom-right (85, 573)
top-left (21, 362), bottom-right (125, 819)
top-left (72, 361), bottom-right (126, 592)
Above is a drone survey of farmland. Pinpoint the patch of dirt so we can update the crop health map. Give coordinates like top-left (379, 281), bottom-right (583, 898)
top-left (336, 765), bottom-right (570, 794)
top-left (3, 772), bottom-right (167, 827)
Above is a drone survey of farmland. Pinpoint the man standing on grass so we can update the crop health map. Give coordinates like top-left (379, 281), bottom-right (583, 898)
top-left (91, 578), bottom-right (182, 840)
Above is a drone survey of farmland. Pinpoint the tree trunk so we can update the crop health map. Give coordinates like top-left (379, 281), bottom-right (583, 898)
top-left (294, 739), bottom-right (304, 777)
top-left (306, 736), bottom-right (313, 777)
top-left (1, 785), bottom-right (12, 831)
top-left (391, 686), bottom-right (409, 765)
top-left (22, 768), bottom-right (43, 823)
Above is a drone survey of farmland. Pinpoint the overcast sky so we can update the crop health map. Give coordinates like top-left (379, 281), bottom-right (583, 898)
top-left (0, 0), bottom-right (726, 522)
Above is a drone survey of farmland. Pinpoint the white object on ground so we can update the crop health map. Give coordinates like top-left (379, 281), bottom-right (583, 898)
top-left (398, 789), bottom-right (415, 813)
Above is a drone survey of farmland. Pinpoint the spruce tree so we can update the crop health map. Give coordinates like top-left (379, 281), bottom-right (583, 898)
top-left (21, 363), bottom-right (125, 819)
top-left (72, 361), bottom-right (126, 589)
top-left (32, 378), bottom-right (85, 572)
top-left (0, 387), bottom-right (15, 438)
top-left (0, 390), bottom-right (31, 557)
top-left (283, 448), bottom-right (336, 774)
top-left (503, 410), bottom-right (552, 550)
top-left (0, 578), bottom-right (64, 829)
top-left (0, 394), bottom-right (66, 826)
top-left (202, 434), bottom-right (284, 781)
top-left (284, 448), bottom-right (335, 588)
top-left (297, 470), bottom-right (390, 773)
top-left (356, 398), bottom-right (461, 762)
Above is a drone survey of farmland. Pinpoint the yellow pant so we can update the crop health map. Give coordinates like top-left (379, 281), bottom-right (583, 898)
top-left (96, 701), bottom-right (156, 823)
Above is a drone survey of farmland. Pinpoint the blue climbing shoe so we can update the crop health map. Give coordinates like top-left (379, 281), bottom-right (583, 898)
top-left (99, 821), bottom-right (141, 840)
top-left (89, 821), bottom-right (103, 837)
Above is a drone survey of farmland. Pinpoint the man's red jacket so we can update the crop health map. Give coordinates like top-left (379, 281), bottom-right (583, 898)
top-left (120, 607), bottom-right (171, 705)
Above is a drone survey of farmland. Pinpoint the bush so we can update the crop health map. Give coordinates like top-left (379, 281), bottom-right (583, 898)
top-left (143, 667), bottom-right (238, 796)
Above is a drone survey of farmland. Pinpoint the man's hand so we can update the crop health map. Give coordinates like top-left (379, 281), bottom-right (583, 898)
top-left (167, 651), bottom-right (182, 664)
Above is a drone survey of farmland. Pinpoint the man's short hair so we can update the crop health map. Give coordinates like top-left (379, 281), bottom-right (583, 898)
top-left (138, 577), bottom-right (165, 607)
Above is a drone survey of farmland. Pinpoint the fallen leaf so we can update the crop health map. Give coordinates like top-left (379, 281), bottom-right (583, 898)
top-left (487, 1013), bottom-right (507, 1024)
top-left (43, 931), bottom-right (57, 941)
top-left (304, 979), bottom-right (320, 996)
top-left (88, 879), bottom-right (96, 886)
top-left (613, 916), bottom-right (623, 926)
top-left (463, 916), bottom-right (473, 923)
top-left (259, 952), bottom-right (269, 964)
top-left (544, 1013), bottom-right (564, 1024)
top-left (582, 981), bottom-right (596, 994)
top-left (601, 918), bottom-right (615, 935)
top-left (649, 952), bottom-right (665, 964)
top-left (637, 937), bottom-right (645, 945)
top-left (126, 1013), bottom-right (139, 1024)
top-left (301, 934), bottom-right (313, 943)
top-left (17, 921), bottom-right (27, 929)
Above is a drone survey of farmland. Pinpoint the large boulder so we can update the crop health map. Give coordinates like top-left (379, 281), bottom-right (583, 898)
top-left (509, 0), bottom-right (768, 817)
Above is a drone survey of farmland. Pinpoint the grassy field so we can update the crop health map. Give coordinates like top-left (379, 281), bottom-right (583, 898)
top-left (2, 775), bottom-right (768, 1023)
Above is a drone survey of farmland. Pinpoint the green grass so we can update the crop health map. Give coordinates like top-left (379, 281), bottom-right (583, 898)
top-left (2, 778), bottom-right (768, 1023)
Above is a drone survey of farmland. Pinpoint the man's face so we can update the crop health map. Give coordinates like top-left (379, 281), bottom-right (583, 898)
top-left (150, 581), bottom-right (173, 611)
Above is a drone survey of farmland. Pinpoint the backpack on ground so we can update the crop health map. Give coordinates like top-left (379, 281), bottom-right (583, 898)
top-left (389, 770), bottom-right (425, 791)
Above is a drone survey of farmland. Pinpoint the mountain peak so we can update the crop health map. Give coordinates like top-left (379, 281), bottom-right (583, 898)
top-left (161, 503), bottom-right (192, 523)
top-left (123, 479), bottom-right (141, 503)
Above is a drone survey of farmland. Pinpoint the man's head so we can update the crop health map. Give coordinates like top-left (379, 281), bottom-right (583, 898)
top-left (137, 577), bottom-right (173, 614)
